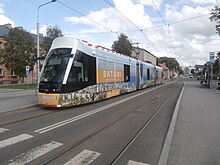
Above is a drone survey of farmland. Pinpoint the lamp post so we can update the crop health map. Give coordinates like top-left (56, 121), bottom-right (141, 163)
top-left (36, 0), bottom-right (56, 92)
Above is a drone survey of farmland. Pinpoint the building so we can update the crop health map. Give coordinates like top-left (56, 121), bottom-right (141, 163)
top-left (158, 63), bottom-right (172, 79)
top-left (131, 47), bottom-right (158, 66)
top-left (0, 24), bottom-right (18, 84)
top-left (0, 24), bottom-right (43, 85)
top-left (131, 47), bottom-right (175, 79)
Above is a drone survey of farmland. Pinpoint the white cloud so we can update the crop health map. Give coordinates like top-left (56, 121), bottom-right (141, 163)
top-left (190, 0), bottom-right (219, 4)
top-left (165, 5), bottom-right (214, 37)
top-left (0, 2), bottom-right (5, 14)
top-left (139, 0), bottom-right (163, 10)
top-left (64, 0), bottom-right (219, 68)
top-left (0, 1), bottom-right (15, 27)
top-left (0, 14), bottom-right (15, 27)
top-left (30, 24), bottom-right (48, 35)
top-left (161, 4), bottom-right (219, 67)
top-left (65, 0), bottom-right (152, 32)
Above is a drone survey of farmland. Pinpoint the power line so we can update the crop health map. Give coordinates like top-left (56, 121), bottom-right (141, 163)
top-left (104, 0), bottom-right (141, 31)
top-left (167, 24), bottom-right (176, 53)
top-left (169, 13), bottom-right (211, 25)
top-left (103, 0), bottom-right (160, 52)
top-left (164, 13), bottom-right (211, 55)
top-left (150, 0), bottom-right (177, 55)
top-left (68, 13), bottom-right (211, 36)
top-left (151, 0), bottom-right (167, 25)
top-left (56, 0), bottom-right (117, 34)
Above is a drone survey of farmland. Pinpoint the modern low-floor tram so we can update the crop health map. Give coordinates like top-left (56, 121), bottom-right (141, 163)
top-left (38, 37), bottom-right (163, 107)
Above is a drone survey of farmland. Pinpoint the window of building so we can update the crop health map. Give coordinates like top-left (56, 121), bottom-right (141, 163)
top-left (11, 69), bottom-right (17, 76)
top-left (0, 56), bottom-right (3, 63)
top-left (124, 64), bottom-right (130, 82)
top-left (0, 42), bottom-right (3, 49)
top-left (0, 69), bottom-right (3, 76)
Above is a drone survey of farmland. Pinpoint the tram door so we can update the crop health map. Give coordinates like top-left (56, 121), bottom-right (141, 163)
top-left (136, 62), bottom-right (140, 90)
top-left (154, 67), bottom-right (157, 85)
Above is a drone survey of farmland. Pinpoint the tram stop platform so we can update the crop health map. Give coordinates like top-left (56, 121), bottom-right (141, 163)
top-left (160, 79), bottom-right (220, 165)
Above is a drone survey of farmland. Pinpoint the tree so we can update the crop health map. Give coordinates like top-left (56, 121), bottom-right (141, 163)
top-left (177, 68), bottom-right (184, 75)
top-left (213, 57), bottom-right (219, 75)
top-left (112, 33), bottom-right (132, 56)
top-left (209, 6), bottom-right (220, 35)
top-left (41, 25), bottom-right (63, 54)
top-left (159, 57), bottom-right (180, 72)
top-left (3, 27), bottom-right (35, 78)
top-left (190, 69), bottom-right (195, 75)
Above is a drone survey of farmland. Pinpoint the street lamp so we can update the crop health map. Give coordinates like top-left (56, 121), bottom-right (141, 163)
top-left (36, 0), bottom-right (56, 92)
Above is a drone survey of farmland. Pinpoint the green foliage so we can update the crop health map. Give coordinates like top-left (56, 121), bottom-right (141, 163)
top-left (209, 6), bottom-right (220, 35)
top-left (213, 58), bottom-right (219, 75)
top-left (178, 68), bottom-right (184, 75)
top-left (159, 57), bottom-right (180, 72)
top-left (0, 84), bottom-right (36, 89)
top-left (190, 69), bottom-right (195, 75)
top-left (3, 28), bottom-right (35, 78)
top-left (41, 25), bottom-right (63, 54)
top-left (112, 33), bottom-right (132, 56)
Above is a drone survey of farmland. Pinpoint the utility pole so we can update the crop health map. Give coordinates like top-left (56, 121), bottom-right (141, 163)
top-left (218, 52), bottom-right (220, 78)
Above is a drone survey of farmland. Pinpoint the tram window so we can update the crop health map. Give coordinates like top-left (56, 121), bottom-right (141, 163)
top-left (124, 64), bottom-right (130, 82)
top-left (147, 68), bottom-right (150, 80)
top-left (67, 51), bottom-right (96, 84)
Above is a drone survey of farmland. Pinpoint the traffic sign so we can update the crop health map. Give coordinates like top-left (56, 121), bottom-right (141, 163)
top-left (26, 66), bottom-right (29, 77)
top-left (209, 52), bottom-right (215, 64)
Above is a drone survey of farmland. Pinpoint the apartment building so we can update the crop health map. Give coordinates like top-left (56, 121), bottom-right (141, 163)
top-left (0, 24), bottom-right (42, 85)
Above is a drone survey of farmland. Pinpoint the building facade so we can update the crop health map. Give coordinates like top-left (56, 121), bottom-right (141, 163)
top-left (158, 63), bottom-right (173, 79)
top-left (0, 24), bottom-right (41, 85)
top-left (131, 47), bottom-right (158, 66)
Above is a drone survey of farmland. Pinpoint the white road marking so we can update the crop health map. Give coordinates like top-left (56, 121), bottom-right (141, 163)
top-left (0, 128), bottom-right (10, 133)
top-left (64, 149), bottom-right (101, 165)
top-left (0, 134), bottom-right (33, 149)
top-left (34, 84), bottom-right (166, 134)
top-left (127, 160), bottom-right (150, 165)
top-left (157, 83), bottom-right (185, 165)
top-left (7, 141), bottom-right (63, 165)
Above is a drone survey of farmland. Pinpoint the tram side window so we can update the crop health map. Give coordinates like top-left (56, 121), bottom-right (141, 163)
top-left (124, 64), bottom-right (130, 82)
top-left (147, 68), bottom-right (150, 80)
top-left (67, 51), bottom-right (96, 84)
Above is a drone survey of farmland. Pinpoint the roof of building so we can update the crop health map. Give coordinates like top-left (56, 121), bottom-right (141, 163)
top-left (132, 47), bottom-right (157, 58)
top-left (0, 24), bottom-right (43, 44)
top-left (0, 25), bottom-right (10, 37)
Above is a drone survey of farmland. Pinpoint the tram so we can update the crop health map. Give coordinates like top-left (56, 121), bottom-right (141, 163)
top-left (38, 37), bottom-right (163, 107)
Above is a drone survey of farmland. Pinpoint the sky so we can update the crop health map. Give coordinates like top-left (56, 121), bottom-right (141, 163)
top-left (0, 0), bottom-right (219, 68)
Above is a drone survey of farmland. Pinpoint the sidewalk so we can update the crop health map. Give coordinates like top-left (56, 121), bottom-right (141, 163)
top-left (166, 80), bottom-right (220, 165)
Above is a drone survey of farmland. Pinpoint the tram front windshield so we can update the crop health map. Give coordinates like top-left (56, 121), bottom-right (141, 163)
top-left (40, 48), bottom-right (72, 84)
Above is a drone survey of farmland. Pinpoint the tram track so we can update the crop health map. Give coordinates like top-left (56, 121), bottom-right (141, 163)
top-left (40, 82), bottom-right (183, 165)
top-left (0, 82), bottom-right (174, 128)
top-left (0, 106), bottom-right (63, 127)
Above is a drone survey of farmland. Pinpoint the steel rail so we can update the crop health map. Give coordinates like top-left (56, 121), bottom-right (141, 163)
top-left (40, 83), bottom-right (180, 164)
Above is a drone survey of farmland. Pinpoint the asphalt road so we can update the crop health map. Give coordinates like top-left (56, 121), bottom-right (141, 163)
top-left (0, 79), bottom-right (184, 165)
top-left (1, 78), bottom-right (219, 165)
top-left (0, 89), bottom-right (37, 112)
